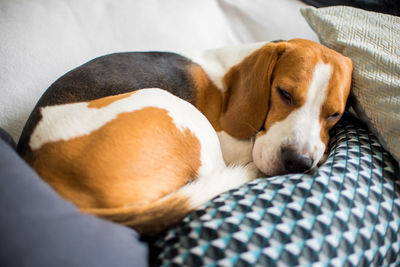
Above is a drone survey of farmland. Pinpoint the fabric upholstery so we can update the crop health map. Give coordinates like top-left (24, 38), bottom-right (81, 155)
top-left (0, 127), bottom-right (16, 150)
top-left (0, 128), bottom-right (149, 267)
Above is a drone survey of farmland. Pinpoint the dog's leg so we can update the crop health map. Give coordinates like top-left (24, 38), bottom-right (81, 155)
top-left (217, 131), bottom-right (253, 166)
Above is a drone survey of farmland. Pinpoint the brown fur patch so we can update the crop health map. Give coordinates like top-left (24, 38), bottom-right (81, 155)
top-left (81, 191), bottom-right (193, 236)
top-left (28, 107), bottom-right (202, 210)
top-left (88, 91), bottom-right (135, 109)
top-left (189, 64), bottom-right (222, 131)
top-left (219, 42), bottom-right (286, 139)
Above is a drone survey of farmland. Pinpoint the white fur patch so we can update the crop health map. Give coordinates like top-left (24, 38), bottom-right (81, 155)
top-left (182, 162), bottom-right (259, 208)
top-left (253, 62), bottom-right (332, 175)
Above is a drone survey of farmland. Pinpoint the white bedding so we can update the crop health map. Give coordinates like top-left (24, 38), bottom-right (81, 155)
top-left (0, 0), bottom-right (317, 141)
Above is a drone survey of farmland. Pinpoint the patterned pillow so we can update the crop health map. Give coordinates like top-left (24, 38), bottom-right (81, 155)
top-left (152, 114), bottom-right (400, 265)
top-left (301, 6), bottom-right (400, 165)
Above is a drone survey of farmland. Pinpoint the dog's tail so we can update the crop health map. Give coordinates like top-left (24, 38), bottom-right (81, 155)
top-left (80, 165), bottom-right (255, 236)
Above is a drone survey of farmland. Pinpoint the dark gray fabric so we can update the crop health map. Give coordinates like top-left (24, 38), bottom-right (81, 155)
top-left (0, 131), bottom-right (148, 267)
top-left (0, 127), bottom-right (16, 150)
top-left (301, 0), bottom-right (400, 16)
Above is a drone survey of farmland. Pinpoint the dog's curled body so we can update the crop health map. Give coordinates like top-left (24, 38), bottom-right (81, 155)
top-left (18, 39), bottom-right (353, 235)
top-left (27, 88), bottom-right (257, 235)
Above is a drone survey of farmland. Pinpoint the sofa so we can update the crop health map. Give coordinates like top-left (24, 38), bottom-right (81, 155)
top-left (1, 0), bottom-right (399, 266)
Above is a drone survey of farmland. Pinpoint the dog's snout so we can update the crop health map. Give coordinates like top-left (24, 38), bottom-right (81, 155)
top-left (281, 147), bottom-right (313, 174)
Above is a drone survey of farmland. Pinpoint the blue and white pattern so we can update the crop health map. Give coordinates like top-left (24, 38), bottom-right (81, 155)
top-left (153, 113), bottom-right (400, 266)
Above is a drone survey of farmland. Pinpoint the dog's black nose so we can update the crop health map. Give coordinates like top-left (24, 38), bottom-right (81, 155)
top-left (281, 147), bottom-right (313, 174)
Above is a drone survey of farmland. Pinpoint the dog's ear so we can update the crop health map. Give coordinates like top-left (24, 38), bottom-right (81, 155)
top-left (220, 42), bottom-right (287, 139)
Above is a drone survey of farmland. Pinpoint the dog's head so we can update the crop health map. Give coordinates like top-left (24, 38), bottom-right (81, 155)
top-left (220, 39), bottom-right (353, 176)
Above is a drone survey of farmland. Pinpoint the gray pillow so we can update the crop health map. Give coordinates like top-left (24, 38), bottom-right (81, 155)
top-left (0, 127), bottom-right (16, 149)
top-left (0, 128), bottom-right (148, 267)
top-left (301, 6), bottom-right (400, 165)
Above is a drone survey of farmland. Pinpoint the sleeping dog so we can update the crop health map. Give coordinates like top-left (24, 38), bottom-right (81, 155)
top-left (18, 39), bottom-right (353, 235)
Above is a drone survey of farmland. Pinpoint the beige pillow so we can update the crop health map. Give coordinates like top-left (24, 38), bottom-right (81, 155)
top-left (301, 6), bottom-right (400, 164)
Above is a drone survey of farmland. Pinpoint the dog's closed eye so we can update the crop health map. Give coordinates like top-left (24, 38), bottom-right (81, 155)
top-left (326, 112), bottom-right (341, 122)
top-left (277, 87), bottom-right (294, 105)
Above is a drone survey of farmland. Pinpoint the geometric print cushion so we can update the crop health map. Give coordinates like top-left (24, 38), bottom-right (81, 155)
top-left (152, 113), bottom-right (400, 266)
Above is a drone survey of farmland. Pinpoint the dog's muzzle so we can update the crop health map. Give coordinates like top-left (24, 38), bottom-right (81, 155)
top-left (281, 146), bottom-right (314, 174)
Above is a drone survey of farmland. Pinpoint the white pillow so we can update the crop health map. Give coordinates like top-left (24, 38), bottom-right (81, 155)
top-left (0, 0), bottom-right (316, 141)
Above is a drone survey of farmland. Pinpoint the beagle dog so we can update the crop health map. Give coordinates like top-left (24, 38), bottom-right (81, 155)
top-left (17, 39), bottom-right (353, 236)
